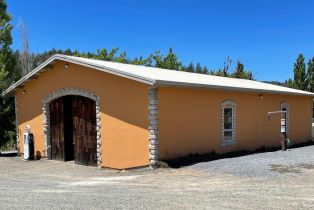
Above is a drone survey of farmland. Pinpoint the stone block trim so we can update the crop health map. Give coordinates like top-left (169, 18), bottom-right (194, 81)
top-left (148, 86), bottom-right (159, 168)
top-left (221, 99), bottom-right (236, 146)
top-left (14, 96), bottom-right (20, 153)
top-left (42, 87), bottom-right (101, 167)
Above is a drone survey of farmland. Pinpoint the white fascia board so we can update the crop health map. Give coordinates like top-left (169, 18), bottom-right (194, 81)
top-left (2, 54), bottom-right (155, 96)
top-left (155, 80), bottom-right (314, 96)
top-left (2, 56), bottom-right (57, 96)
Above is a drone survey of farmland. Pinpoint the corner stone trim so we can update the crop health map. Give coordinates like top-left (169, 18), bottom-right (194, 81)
top-left (42, 88), bottom-right (101, 167)
top-left (148, 86), bottom-right (159, 168)
top-left (14, 96), bottom-right (20, 153)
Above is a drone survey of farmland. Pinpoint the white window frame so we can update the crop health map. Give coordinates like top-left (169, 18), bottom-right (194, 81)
top-left (221, 100), bottom-right (236, 146)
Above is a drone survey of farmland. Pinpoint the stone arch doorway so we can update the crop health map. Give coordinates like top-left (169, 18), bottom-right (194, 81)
top-left (50, 95), bottom-right (96, 165)
top-left (42, 88), bottom-right (101, 166)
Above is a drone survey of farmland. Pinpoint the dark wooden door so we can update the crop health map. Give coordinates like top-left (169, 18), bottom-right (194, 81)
top-left (72, 96), bottom-right (97, 166)
top-left (50, 97), bottom-right (65, 161)
top-left (64, 96), bottom-right (74, 161)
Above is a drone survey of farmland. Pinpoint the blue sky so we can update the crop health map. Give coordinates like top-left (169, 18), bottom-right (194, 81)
top-left (6, 0), bottom-right (314, 82)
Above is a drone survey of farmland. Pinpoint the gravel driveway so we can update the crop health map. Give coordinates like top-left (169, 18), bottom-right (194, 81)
top-left (190, 145), bottom-right (314, 177)
top-left (0, 145), bottom-right (314, 209)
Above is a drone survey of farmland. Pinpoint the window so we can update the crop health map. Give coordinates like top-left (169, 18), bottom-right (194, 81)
top-left (221, 100), bottom-right (236, 146)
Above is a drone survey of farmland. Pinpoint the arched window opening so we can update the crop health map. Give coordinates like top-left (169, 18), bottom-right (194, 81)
top-left (221, 100), bottom-right (236, 146)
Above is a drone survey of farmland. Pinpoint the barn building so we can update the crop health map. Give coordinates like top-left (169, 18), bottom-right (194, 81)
top-left (3, 54), bottom-right (313, 169)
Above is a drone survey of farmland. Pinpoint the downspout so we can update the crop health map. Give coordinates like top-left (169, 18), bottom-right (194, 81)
top-left (148, 86), bottom-right (159, 168)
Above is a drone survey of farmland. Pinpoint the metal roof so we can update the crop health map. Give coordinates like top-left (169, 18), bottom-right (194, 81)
top-left (3, 54), bottom-right (314, 96)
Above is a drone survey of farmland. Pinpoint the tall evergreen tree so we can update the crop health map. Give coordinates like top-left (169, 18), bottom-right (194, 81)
top-left (195, 62), bottom-right (202, 73)
top-left (209, 69), bottom-right (216, 75)
top-left (0, 0), bottom-right (16, 148)
top-left (160, 48), bottom-right (182, 70)
top-left (232, 60), bottom-right (245, 78)
top-left (202, 65), bottom-right (208, 74)
top-left (293, 54), bottom-right (307, 90)
top-left (231, 60), bottom-right (253, 80)
top-left (185, 62), bottom-right (195, 72)
top-left (284, 78), bottom-right (294, 88)
top-left (131, 56), bottom-right (153, 66)
top-left (216, 69), bottom-right (225, 77)
top-left (307, 57), bottom-right (314, 92)
top-left (0, 0), bottom-right (13, 89)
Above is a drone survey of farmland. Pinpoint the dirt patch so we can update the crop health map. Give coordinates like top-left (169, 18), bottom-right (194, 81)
top-left (270, 164), bottom-right (314, 174)
top-left (1, 154), bottom-right (314, 209)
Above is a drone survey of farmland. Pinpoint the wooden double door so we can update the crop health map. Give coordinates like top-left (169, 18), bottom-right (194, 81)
top-left (49, 95), bottom-right (97, 166)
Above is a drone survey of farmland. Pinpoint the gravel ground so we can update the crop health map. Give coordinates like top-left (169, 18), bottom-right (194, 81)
top-left (190, 145), bottom-right (314, 177)
top-left (0, 146), bottom-right (314, 209)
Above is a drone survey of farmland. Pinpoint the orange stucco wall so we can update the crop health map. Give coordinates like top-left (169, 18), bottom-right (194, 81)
top-left (16, 61), bottom-right (150, 169)
top-left (158, 87), bottom-right (312, 160)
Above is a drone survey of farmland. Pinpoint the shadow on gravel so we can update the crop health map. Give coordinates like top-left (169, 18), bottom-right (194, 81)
top-left (162, 141), bottom-right (314, 168)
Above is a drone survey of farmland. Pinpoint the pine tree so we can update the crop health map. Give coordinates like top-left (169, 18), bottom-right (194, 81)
top-left (195, 62), bottom-right (202, 73)
top-left (293, 54), bottom-right (307, 90)
top-left (161, 48), bottom-right (182, 70)
top-left (202, 65), bottom-right (208, 74)
top-left (0, 0), bottom-right (16, 149)
top-left (185, 62), bottom-right (195, 72)
top-left (0, 0), bottom-right (13, 90)
top-left (231, 60), bottom-right (253, 80)
top-left (284, 79), bottom-right (293, 88)
top-left (307, 57), bottom-right (314, 92)
top-left (216, 69), bottom-right (224, 77)
top-left (232, 60), bottom-right (245, 78)
top-left (209, 69), bottom-right (216, 75)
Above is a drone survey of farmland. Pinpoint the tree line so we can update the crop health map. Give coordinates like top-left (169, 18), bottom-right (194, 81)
top-left (285, 54), bottom-right (314, 92)
top-left (17, 47), bottom-right (254, 80)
